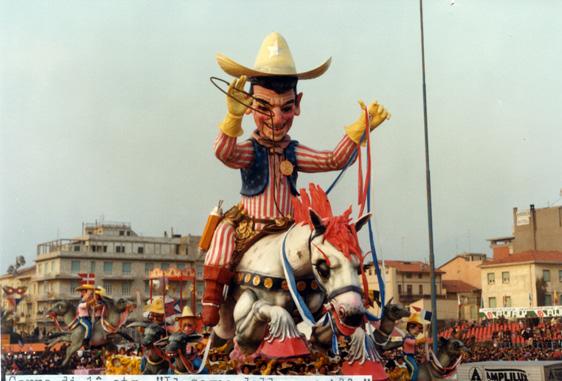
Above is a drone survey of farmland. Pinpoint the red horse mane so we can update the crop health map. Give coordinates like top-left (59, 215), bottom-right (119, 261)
top-left (292, 183), bottom-right (362, 262)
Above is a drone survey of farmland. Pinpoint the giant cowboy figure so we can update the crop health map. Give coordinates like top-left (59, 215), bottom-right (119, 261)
top-left (202, 32), bottom-right (391, 327)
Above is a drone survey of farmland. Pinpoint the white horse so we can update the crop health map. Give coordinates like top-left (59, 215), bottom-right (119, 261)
top-left (213, 185), bottom-right (371, 356)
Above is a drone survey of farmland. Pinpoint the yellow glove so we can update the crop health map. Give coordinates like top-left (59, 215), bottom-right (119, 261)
top-left (219, 75), bottom-right (252, 137)
top-left (345, 100), bottom-right (391, 144)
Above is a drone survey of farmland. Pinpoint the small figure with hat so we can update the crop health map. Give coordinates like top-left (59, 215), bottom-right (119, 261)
top-left (202, 31), bottom-right (391, 327)
top-left (144, 297), bottom-right (165, 325)
top-left (93, 286), bottom-right (111, 323)
top-left (175, 306), bottom-right (200, 335)
top-left (75, 284), bottom-right (96, 344)
top-left (403, 313), bottom-right (430, 380)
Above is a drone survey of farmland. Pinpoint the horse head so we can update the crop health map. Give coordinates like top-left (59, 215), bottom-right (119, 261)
top-left (438, 337), bottom-right (468, 357)
top-left (164, 332), bottom-right (202, 361)
top-left (292, 184), bottom-right (371, 336)
top-left (126, 322), bottom-right (167, 347)
top-left (46, 300), bottom-right (75, 321)
top-left (380, 298), bottom-right (410, 322)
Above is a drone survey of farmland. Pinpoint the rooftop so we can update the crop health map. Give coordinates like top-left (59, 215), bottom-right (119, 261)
top-left (443, 279), bottom-right (480, 293)
top-left (376, 260), bottom-right (446, 274)
top-left (480, 250), bottom-right (562, 267)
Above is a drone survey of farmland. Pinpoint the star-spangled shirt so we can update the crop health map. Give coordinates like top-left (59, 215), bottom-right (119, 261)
top-left (213, 131), bottom-right (357, 221)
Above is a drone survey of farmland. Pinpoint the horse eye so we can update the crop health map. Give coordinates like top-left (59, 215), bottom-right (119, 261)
top-left (315, 260), bottom-right (331, 278)
top-left (356, 265), bottom-right (363, 275)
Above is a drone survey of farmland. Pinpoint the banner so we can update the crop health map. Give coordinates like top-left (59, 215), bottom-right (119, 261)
top-left (479, 306), bottom-right (562, 319)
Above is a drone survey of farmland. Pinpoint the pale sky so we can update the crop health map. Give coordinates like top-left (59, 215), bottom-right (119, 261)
top-left (1, 0), bottom-right (561, 273)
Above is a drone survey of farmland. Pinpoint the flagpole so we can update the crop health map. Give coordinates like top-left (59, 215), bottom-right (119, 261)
top-left (419, 0), bottom-right (439, 353)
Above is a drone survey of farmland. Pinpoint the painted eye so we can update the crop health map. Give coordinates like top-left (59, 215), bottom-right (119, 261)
top-left (315, 260), bottom-right (331, 279)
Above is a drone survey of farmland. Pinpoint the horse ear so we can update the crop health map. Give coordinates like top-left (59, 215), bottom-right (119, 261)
top-left (388, 297), bottom-right (394, 304)
top-left (354, 213), bottom-right (372, 232)
top-left (309, 208), bottom-right (326, 236)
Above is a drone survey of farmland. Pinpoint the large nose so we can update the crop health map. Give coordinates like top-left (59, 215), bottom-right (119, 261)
top-left (271, 108), bottom-right (284, 126)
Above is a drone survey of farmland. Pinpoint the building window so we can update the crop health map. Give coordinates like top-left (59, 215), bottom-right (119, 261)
top-left (544, 294), bottom-right (552, 306)
top-left (103, 245), bottom-right (108, 253)
top-left (103, 282), bottom-right (112, 295)
top-left (116, 245), bottom-right (125, 253)
top-left (177, 263), bottom-right (186, 269)
top-left (406, 273), bottom-right (412, 279)
top-left (398, 284), bottom-right (402, 295)
top-left (418, 273), bottom-right (423, 279)
top-left (487, 273), bottom-right (495, 285)
top-left (543, 269), bottom-right (551, 282)
top-left (71, 260), bottom-right (81, 273)
top-left (419, 285), bottom-right (423, 295)
top-left (489, 297), bottom-right (497, 308)
top-left (559, 270), bottom-right (562, 282)
top-left (502, 272), bottom-right (510, 284)
top-left (70, 280), bottom-right (80, 294)
top-left (137, 246), bottom-right (144, 254)
top-left (161, 263), bottom-right (170, 270)
top-left (145, 281), bottom-right (150, 295)
top-left (406, 285), bottom-right (412, 295)
top-left (122, 283), bottom-right (131, 296)
top-left (74, 245), bottom-right (81, 252)
top-left (119, 230), bottom-right (125, 236)
top-left (90, 261), bottom-right (96, 273)
top-left (122, 262), bottom-right (131, 274)
top-left (503, 296), bottom-right (512, 307)
top-left (104, 261), bottom-right (113, 274)
top-left (145, 263), bottom-right (154, 276)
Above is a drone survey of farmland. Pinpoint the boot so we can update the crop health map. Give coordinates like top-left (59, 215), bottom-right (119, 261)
top-left (202, 265), bottom-right (234, 327)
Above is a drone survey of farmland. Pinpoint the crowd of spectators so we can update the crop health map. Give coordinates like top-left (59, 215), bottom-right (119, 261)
top-left (2, 318), bottom-right (561, 378)
top-left (1, 344), bottom-right (138, 377)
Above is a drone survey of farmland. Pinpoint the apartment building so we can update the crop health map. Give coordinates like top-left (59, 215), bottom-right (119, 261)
top-left (480, 250), bottom-right (562, 309)
top-left (13, 221), bottom-right (202, 331)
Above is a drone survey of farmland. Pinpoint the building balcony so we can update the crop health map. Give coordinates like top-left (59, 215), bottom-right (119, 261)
top-left (34, 272), bottom-right (81, 281)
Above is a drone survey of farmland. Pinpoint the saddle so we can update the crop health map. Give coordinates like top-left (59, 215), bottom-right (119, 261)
top-left (223, 204), bottom-right (293, 270)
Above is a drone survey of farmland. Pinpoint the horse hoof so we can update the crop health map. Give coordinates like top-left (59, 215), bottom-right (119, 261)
top-left (260, 336), bottom-right (310, 358)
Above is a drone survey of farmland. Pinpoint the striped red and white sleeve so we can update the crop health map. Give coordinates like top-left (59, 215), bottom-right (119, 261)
top-left (213, 132), bottom-right (254, 169)
top-left (296, 135), bottom-right (358, 173)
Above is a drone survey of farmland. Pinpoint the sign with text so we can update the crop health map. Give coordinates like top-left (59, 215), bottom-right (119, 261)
top-left (479, 306), bottom-right (562, 319)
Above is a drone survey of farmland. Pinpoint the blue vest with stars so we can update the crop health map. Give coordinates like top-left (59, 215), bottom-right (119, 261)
top-left (240, 139), bottom-right (299, 197)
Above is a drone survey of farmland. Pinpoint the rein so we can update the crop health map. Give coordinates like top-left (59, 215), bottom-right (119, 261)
top-left (146, 346), bottom-right (167, 366)
top-left (100, 306), bottom-right (129, 334)
top-left (425, 346), bottom-right (462, 376)
top-left (172, 347), bottom-right (195, 374)
top-left (49, 312), bottom-right (76, 333)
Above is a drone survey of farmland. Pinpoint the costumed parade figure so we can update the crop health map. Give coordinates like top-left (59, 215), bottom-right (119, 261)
top-left (403, 313), bottom-right (430, 381)
top-left (74, 284), bottom-right (95, 344)
top-left (144, 297), bottom-right (166, 325)
top-left (93, 286), bottom-right (110, 323)
top-left (202, 31), bottom-right (391, 331)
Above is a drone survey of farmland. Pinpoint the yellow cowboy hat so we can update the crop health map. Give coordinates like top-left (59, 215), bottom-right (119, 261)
top-left (216, 32), bottom-right (331, 80)
top-left (143, 297), bottom-right (165, 315)
top-left (175, 306), bottom-right (197, 321)
top-left (75, 284), bottom-right (95, 292)
top-left (407, 312), bottom-right (424, 327)
top-left (94, 286), bottom-right (109, 297)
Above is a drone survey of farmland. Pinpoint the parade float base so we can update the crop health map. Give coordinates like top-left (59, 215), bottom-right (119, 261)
top-left (457, 360), bottom-right (562, 381)
top-left (7, 376), bottom-right (374, 381)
